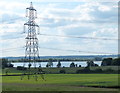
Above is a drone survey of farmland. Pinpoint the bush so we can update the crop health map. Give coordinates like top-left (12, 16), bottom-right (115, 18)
top-left (17, 66), bottom-right (27, 70)
top-left (94, 64), bottom-right (99, 67)
top-left (104, 69), bottom-right (115, 73)
top-left (70, 62), bottom-right (75, 67)
top-left (76, 69), bottom-right (81, 74)
top-left (76, 68), bottom-right (91, 74)
top-left (8, 64), bottom-right (14, 68)
top-left (118, 70), bottom-right (120, 74)
top-left (92, 68), bottom-right (103, 73)
top-left (59, 69), bottom-right (66, 74)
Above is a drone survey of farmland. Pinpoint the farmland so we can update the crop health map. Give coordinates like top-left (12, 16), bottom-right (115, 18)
top-left (1, 67), bottom-right (119, 92)
top-left (2, 73), bottom-right (119, 91)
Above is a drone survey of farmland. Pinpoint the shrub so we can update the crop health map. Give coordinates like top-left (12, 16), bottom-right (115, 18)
top-left (70, 62), bottom-right (75, 67)
top-left (17, 66), bottom-right (27, 70)
top-left (94, 64), bottom-right (99, 67)
top-left (76, 68), bottom-right (91, 74)
top-left (92, 68), bottom-right (103, 73)
top-left (76, 69), bottom-right (81, 74)
top-left (8, 64), bottom-right (14, 68)
top-left (59, 69), bottom-right (66, 74)
top-left (104, 69), bottom-right (115, 73)
top-left (118, 70), bottom-right (120, 74)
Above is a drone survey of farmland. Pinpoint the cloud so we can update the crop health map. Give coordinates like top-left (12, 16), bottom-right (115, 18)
top-left (98, 5), bottom-right (111, 12)
top-left (85, 27), bottom-right (117, 38)
top-left (0, 1), bottom-right (118, 56)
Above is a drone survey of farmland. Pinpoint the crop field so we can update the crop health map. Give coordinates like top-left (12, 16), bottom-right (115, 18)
top-left (1, 74), bottom-right (119, 92)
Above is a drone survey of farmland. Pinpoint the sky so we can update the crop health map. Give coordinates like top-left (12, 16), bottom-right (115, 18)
top-left (0, 0), bottom-right (119, 57)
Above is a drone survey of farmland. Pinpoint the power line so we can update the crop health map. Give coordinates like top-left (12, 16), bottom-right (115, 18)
top-left (1, 32), bottom-right (117, 41)
top-left (2, 47), bottom-right (24, 50)
top-left (0, 15), bottom-right (117, 55)
top-left (0, 17), bottom-right (25, 24)
top-left (1, 16), bottom-right (117, 41)
top-left (0, 46), bottom-right (117, 55)
top-left (1, 47), bottom-right (24, 52)
top-left (39, 47), bottom-right (116, 55)
top-left (1, 16), bottom-right (117, 24)
top-left (39, 33), bottom-right (118, 41)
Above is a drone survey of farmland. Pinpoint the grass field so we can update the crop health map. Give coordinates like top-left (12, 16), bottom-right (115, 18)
top-left (2, 66), bottom-right (119, 74)
top-left (2, 74), bottom-right (119, 91)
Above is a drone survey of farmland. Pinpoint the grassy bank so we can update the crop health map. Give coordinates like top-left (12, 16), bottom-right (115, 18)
top-left (2, 74), bottom-right (119, 91)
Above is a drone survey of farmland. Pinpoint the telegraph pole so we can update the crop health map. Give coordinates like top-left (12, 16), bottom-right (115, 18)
top-left (23, 2), bottom-right (40, 79)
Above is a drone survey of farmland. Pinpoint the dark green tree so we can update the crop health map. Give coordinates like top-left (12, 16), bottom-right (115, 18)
top-left (101, 58), bottom-right (112, 66)
top-left (70, 62), bottom-right (75, 67)
top-left (87, 60), bottom-right (95, 67)
top-left (57, 60), bottom-right (61, 68)
top-left (47, 59), bottom-right (53, 67)
top-left (28, 63), bottom-right (31, 69)
top-left (112, 58), bottom-right (120, 66)
top-left (1, 58), bottom-right (9, 69)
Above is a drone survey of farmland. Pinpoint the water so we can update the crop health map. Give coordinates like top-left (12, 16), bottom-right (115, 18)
top-left (12, 61), bottom-right (102, 67)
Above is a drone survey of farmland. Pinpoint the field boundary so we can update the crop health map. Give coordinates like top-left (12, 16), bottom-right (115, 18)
top-left (2, 82), bottom-right (120, 89)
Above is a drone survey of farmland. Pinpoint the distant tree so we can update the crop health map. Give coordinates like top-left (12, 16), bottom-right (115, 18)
top-left (1, 58), bottom-right (13, 69)
top-left (28, 63), bottom-right (31, 69)
top-left (39, 64), bottom-right (41, 68)
top-left (46, 64), bottom-right (49, 67)
top-left (8, 63), bottom-right (14, 67)
top-left (75, 64), bottom-right (78, 67)
top-left (94, 64), bottom-right (99, 67)
top-left (57, 60), bottom-right (61, 68)
top-left (101, 58), bottom-right (112, 66)
top-left (1, 58), bottom-right (8, 68)
top-left (70, 62), bottom-right (75, 67)
top-left (86, 60), bottom-right (96, 67)
top-left (112, 58), bottom-right (120, 66)
top-left (47, 59), bottom-right (53, 67)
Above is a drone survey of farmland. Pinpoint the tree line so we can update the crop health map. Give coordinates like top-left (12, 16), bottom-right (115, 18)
top-left (101, 57), bottom-right (120, 66)
top-left (1, 57), bottom-right (120, 69)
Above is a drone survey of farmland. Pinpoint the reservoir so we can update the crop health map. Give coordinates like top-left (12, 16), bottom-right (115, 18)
top-left (12, 61), bottom-right (102, 67)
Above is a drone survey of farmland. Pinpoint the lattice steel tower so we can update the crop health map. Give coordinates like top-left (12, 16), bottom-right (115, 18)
top-left (24, 2), bottom-right (40, 69)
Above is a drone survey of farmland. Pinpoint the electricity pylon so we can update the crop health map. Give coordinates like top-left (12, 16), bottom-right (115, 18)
top-left (23, 2), bottom-right (40, 80)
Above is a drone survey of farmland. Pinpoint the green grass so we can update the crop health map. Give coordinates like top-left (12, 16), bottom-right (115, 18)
top-left (2, 66), bottom-right (119, 74)
top-left (1, 67), bottom-right (119, 91)
top-left (2, 74), bottom-right (119, 91)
